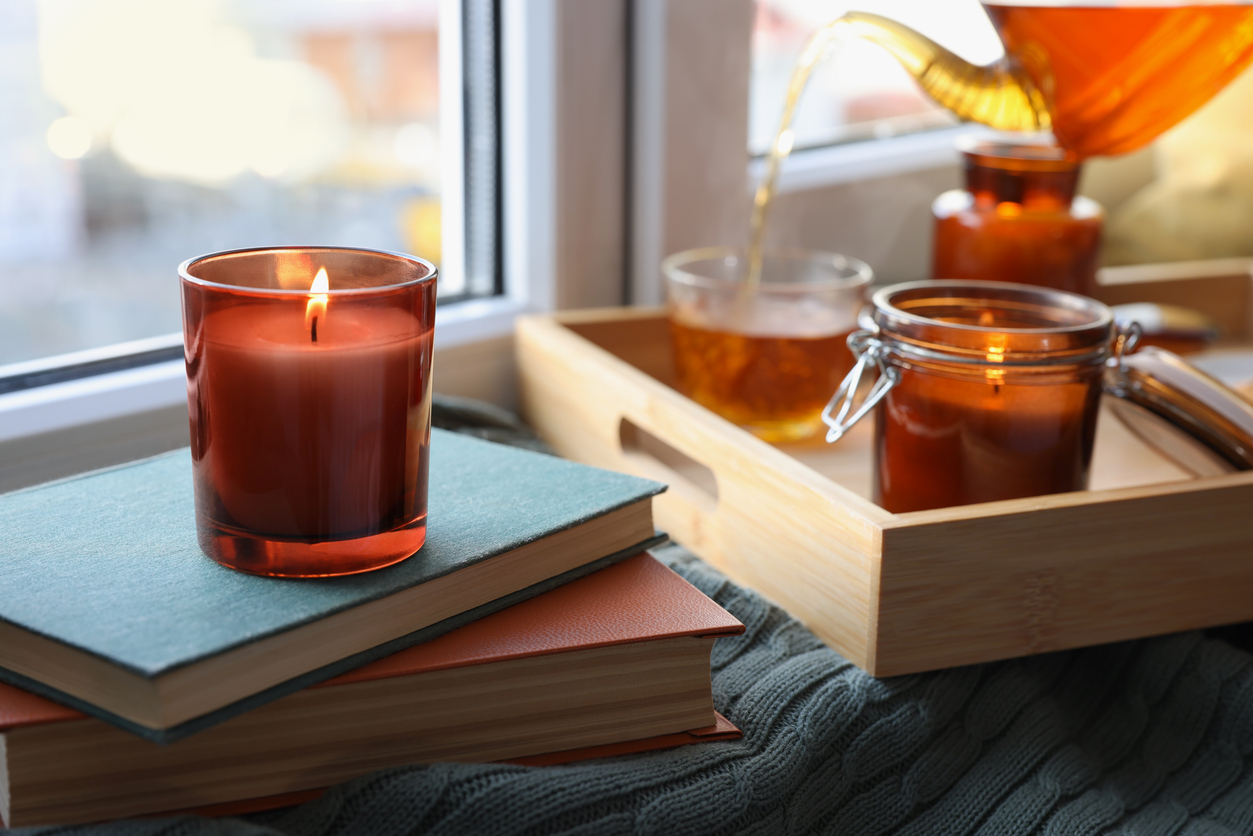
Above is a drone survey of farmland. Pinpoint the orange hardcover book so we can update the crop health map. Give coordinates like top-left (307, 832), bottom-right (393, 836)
top-left (0, 554), bottom-right (743, 827)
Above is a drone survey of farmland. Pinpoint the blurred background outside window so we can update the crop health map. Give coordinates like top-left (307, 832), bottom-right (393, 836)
top-left (0, 0), bottom-right (448, 367)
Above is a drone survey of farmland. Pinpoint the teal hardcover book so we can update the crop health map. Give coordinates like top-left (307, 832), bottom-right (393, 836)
top-left (0, 429), bottom-right (664, 743)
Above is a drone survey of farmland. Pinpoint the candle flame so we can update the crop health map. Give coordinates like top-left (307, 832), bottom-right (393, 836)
top-left (305, 267), bottom-right (329, 338)
top-left (985, 336), bottom-right (1007, 384)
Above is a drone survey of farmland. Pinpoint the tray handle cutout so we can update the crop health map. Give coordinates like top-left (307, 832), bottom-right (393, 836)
top-left (618, 418), bottom-right (719, 512)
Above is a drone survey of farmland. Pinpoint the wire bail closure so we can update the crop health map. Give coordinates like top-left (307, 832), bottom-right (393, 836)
top-left (821, 330), bottom-right (899, 443)
top-left (822, 320), bottom-right (1139, 445)
top-left (1111, 320), bottom-right (1143, 367)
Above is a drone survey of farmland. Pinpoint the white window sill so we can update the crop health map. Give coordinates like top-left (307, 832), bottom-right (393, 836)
top-left (747, 125), bottom-right (994, 194)
top-left (0, 360), bottom-right (187, 444)
top-left (433, 295), bottom-right (529, 348)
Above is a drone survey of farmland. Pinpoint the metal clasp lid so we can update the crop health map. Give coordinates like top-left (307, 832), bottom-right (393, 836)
top-left (821, 330), bottom-right (900, 443)
top-left (1103, 320), bottom-right (1253, 475)
top-left (1111, 321), bottom-right (1142, 366)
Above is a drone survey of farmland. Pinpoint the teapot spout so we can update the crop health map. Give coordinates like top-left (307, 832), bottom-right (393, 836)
top-left (841, 11), bottom-right (1051, 135)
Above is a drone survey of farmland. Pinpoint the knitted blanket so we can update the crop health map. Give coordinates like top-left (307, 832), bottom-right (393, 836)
top-left (18, 399), bottom-right (1253, 835)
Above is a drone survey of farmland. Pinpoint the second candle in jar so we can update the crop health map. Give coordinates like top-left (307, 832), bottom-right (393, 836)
top-left (825, 281), bottom-right (1115, 514)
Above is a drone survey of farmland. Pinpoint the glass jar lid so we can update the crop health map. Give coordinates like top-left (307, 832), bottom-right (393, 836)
top-left (1104, 347), bottom-right (1253, 476)
top-left (826, 281), bottom-right (1253, 467)
top-left (824, 280), bottom-right (1116, 442)
top-left (870, 280), bottom-right (1114, 368)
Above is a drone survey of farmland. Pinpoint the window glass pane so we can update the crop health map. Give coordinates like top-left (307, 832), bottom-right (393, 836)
top-left (751, 0), bottom-right (1003, 155)
top-left (0, 0), bottom-right (446, 366)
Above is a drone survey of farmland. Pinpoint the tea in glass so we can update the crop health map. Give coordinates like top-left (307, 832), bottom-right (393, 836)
top-left (664, 248), bottom-right (871, 442)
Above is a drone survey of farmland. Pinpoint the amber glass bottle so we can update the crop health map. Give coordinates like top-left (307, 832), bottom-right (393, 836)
top-left (932, 142), bottom-right (1103, 297)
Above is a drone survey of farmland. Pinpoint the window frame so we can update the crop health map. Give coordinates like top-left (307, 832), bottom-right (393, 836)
top-left (0, 0), bottom-right (632, 490)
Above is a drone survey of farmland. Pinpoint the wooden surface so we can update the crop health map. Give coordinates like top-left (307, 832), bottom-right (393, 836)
top-left (516, 264), bottom-right (1253, 676)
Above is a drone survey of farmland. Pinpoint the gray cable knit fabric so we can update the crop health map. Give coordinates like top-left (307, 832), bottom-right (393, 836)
top-left (17, 402), bottom-right (1253, 835)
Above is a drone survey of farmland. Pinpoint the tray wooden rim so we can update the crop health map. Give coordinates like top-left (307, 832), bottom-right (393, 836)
top-left (517, 260), bottom-right (1253, 677)
top-left (527, 306), bottom-right (1253, 528)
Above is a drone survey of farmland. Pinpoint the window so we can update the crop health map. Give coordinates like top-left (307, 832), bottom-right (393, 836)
top-left (0, 0), bottom-right (632, 489)
top-left (0, 0), bottom-right (540, 488)
top-left (0, 0), bottom-right (464, 372)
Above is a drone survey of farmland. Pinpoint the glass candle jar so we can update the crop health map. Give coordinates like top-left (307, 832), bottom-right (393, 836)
top-left (931, 141), bottom-right (1104, 297)
top-left (824, 281), bottom-right (1116, 513)
top-left (180, 247), bottom-right (437, 577)
top-left (665, 247), bottom-right (872, 443)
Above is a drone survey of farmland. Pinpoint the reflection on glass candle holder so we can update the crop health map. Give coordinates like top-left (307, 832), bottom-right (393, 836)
top-left (180, 247), bottom-right (437, 577)
top-left (823, 281), bottom-right (1116, 513)
top-left (664, 247), bottom-right (872, 443)
top-left (932, 141), bottom-right (1103, 297)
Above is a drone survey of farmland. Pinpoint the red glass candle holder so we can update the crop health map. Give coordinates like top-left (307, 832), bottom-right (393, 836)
top-left (179, 247), bottom-right (437, 577)
top-left (932, 141), bottom-right (1103, 296)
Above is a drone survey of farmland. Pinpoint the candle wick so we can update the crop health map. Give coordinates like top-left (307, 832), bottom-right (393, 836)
top-left (311, 316), bottom-right (318, 343)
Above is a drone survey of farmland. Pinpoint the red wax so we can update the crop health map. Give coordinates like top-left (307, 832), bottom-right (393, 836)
top-left (873, 369), bottom-right (1102, 513)
top-left (859, 281), bottom-right (1114, 514)
top-left (182, 247), bottom-right (436, 577)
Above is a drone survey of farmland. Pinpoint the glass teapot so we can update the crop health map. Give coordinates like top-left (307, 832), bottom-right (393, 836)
top-left (833, 3), bottom-right (1253, 159)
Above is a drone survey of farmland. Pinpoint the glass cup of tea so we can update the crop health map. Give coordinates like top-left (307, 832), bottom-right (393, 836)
top-left (664, 247), bottom-right (873, 443)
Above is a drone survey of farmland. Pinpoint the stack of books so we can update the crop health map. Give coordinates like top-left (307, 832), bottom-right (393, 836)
top-left (0, 429), bottom-right (744, 827)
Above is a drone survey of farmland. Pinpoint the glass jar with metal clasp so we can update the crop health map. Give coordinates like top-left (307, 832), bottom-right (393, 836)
top-left (822, 280), bottom-right (1128, 513)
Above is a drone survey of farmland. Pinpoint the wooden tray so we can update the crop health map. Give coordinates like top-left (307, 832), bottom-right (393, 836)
top-left (516, 260), bottom-right (1253, 676)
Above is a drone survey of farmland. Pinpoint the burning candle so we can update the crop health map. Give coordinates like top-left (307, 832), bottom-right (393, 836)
top-left (180, 247), bottom-right (436, 577)
top-left (823, 281), bottom-right (1115, 513)
top-left (873, 352), bottom-right (1103, 512)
